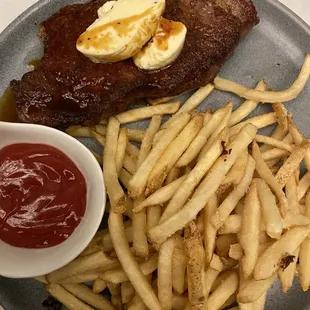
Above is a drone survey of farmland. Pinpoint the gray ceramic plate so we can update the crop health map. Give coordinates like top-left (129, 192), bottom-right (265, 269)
top-left (1, 0), bottom-right (310, 309)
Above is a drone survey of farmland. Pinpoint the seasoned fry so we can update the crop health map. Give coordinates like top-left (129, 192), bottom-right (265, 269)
top-left (229, 80), bottom-right (267, 126)
top-left (177, 103), bottom-right (231, 166)
top-left (104, 117), bottom-right (127, 213)
top-left (229, 113), bottom-right (276, 136)
top-left (128, 113), bottom-right (191, 199)
top-left (116, 102), bottom-right (180, 124)
top-left (275, 140), bottom-right (310, 188)
top-left (146, 114), bottom-right (204, 194)
top-left (272, 102), bottom-right (288, 131)
top-left (204, 194), bottom-right (219, 265)
top-left (93, 279), bottom-right (107, 294)
top-left (160, 133), bottom-right (224, 223)
top-left (184, 221), bottom-right (206, 309)
top-left (63, 283), bottom-right (114, 310)
top-left (256, 178), bottom-right (283, 239)
top-left (45, 284), bottom-right (92, 310)
top-left (223, 150), bottom-right (248, 185)
top-left (137, 115), bottom-right (162, 168)
top-left (255, 134), bottom-right (293, 152)
top-left (211, 155), bottom-right (256, 230)
top-left (254, 226), bottom-right (310, 280)
top-left (147, 205), bottom-right (162, 230)
top-left (172, 247), bottom-right (188, 295)
top-left (161, 84), bottom-right (214, 129)
top-left (158, 236), bottom-right (176, 310)
top-left (240, 181), bottom-right (261, 278)
top-left (252, 141), bottom-right (288, 217)
top-left (121, 281), bottom-right (135, 304)
top-left (108, 212), bottom-right (161, 310)
top-left (134, 174), bottom-right (187, 212)
top-left (127, 129), bottom-right (145, 142)
top-left (47, 251), bottom-right (119, 284)
top-left (214, 53), bottom-right (310, 102)
top-left (206, 271), bottom-right (238, 310)
top-left (116, 128), bottom-right (128, 175)
top-left (148, 124), bottom-right (257, 245)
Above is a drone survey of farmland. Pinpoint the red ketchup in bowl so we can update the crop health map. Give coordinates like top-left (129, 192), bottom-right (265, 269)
top-left (0, 143), bottom-right (87, 248)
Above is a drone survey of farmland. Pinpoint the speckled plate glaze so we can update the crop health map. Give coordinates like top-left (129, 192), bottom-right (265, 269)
top-left (1, 0), bottom-right (310, 309)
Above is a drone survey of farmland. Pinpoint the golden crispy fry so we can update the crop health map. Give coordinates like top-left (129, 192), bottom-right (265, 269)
top-left (146, 95), bottom-right (179, 106)
top-left (177, 103), bottom-right (231, 166)
top-left (146, 114), bottom-right (204, 194)
top-left (239, 181), bottom-right (261, 278)
top-left (104, 117), bottom-right (127, 213)
top-left (256, 178), bottom-right (283, 239)
top-left (297, 172), bottom-right (310, 201)
top-left (147, 205), bottom-right (162, 230)
top-left (272, 102), bottom-right (288, 131)
top-left (121, 281), bottom-right (135, 304)
top-left (47, 251), bottom-right (119, 284)
top-left (161, 84), bottom-right (214, 129)
top-left (229, 80), bottom-right (267, 126)
top-left (214, 53), bottom-right (310, 102)
top-left (223, 150), bottom-right (248, 185)
top-left (206, 271), bottom-right (238, 310)
top-left (116, 128), bottom-right (128, 175)
top-left (211, 155), bottom-right (256, 230)
top-left (254, 226), bottom-right (310, 280)
top-left (45, 284), bottom-right (92, 310)
top-left (275, 140), bottom-right (310, 188)
top-left (116, 102), bottom-right (180, 124)
top-left (172, 247), bottom-right (188, 295)
top-left (137, 115), bottom-right (162, 168)
top-left (108, 212), bottom-right (161, 310)
top-left (255, 134), bottom-right (293, 152)
top-left (93, 279), bottom-right (107, 294)
top-left (184, 221), bottom-right (206, 310)
top-left (160, 132), bottom-right (224, 223)
top-left (205, 254), bottom-right (224, 297)
top-left (165, 166), bottom-right (181, 185)
top-left (260, 125), bottom-right (287, 153)
top-left (152, 129), bottom-right (165, 147)
top-left (128, 113), bottom-right (191, 199)
top-left (252, 141), bottom-right (288, 217)
top-left (127, 129), bottom-right (145, 142)
top-left (148, 124), bottom-right (257, 246)
top-left (63, 283), bottom-right (114, 310)
top-left (218, 214), bottom-right (242, 235)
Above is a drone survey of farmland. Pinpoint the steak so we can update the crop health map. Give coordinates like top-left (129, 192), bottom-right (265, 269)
top-left (11, 0), bottom-right (259, 127)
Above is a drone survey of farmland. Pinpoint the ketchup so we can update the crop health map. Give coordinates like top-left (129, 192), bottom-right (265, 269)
top-left (0, 143), bottom-right (87, 248)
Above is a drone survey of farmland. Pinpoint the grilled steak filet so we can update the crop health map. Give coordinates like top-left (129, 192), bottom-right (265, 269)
top-left (11, 0), bottom-right (259, 126)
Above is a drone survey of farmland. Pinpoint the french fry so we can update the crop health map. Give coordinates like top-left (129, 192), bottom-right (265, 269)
top-left (62, 283), bottom-right (114, 310)
top-left (239, 181), bottom-right (261, 278)
top-left (214, 53), bottom-right (310, 102)
top-left (158, 236), bottom-right (176, 310)
top-left (206, 271), bottom-right (238, 310)
top-left (127, 142), bottom-right (140, 158)
top-left (211, 270), bottom-right (235, 291)
top-left (119, 168), bottom-right (132, 189)
top-left (146, 114), bottom-right (204, 194)
top-left (211, 155), bottom-right (256, 230)
top-left (184, 221), bottom-right (206, 309)
top-left (172, 247), bottom-right (188, 295)
top-left (229, 113), bottom-right (276, 137)
top-left (128, 113), bottom-right (191, 199)
top-left (297, 172), bottom-right (310, 201)
top-left (283, 211), bottom-right (310, 228)
top-left (260, 125), bottom-right (287, 152)
top-left (172, 295), bottom-right (189, 310)
top-left (223, 150), bottom-right (248, 185)
top-left (165, 166), bottom-right (181, 185)
top-left (237, 274), bottom-right (276, 304)
top-left (252, 291), bottom-right (267, 310)
top-left (116, 128), bottom-right (128, 175)
top-left (127, 129), bottom-right (145, 142)
top-left (107, 283), bottom-right (122, 310)
top-left (137, 115), bottom-right (162, 168)
top-left (104, 117), bottom-right (127, 213)
top-left (128, 294), bottom-right (146, 310)
top-left (152, 129), bottom-right (165, 147)
top-left (146, 95), bottom-right (179, 106)
top-left (205, 254), bottom-right (224, 297)
top-left (147, 205), bottom-right (162, 230)
top-left (47, 251), bottom-right (119, 284)
top-left (229, 243), bottom-right (243, 260)
top-left (256, 178), bottom-right (283, 239)
top-left (299, 191), bottom-right (310, 291)
top-left (254, 226), bottom-right (310, 280)
top-left (34, 275), bottom-right (47, 284)
top-left (134, 174), bottom-right (187, 212)
top-left (160, 132), bottom-right (224, 223)
top-left (45, 284), bottom-right (92, 310)
top-left (161, 84), bottom-right (214, 129)
top-left (255, 134), bottom-right (293, 152)
top-left (177, 103), bottom-right (231, 167)
top-left (148, 124), bottom-right (257, 246)
top-left (121, 281), bottom-right (135, 304)
top-left (116, 102), bottom-right (179, 124)
top-left (215, 234), bottom-right (238, 258)
top-left (123, 153), bottom-right (137, 174)
top-left (93, 279), bottom-right (107, 294)
top-left (102, 224), bottom-right (133, 252)
top-left (272, 102), bottom-right (288, 131)
top-left (218, 214), bottom-right (242, 235)
top-left (275, 140), bottom-right (310, 188)
top-left (204, 195), bottom-right (219, 265)
top-left (252, 141), bottom-right (288, 217)
top-left (60, 270), bottom-right (103, 284)
top-left (66, 125), bottom-right (93, 138)
top-left (108, 212), bottom-right (161, 310)
top-left (229, 80), bottom-right (267, 126)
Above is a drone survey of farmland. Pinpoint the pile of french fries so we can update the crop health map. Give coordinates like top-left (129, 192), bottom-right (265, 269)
top-left (35, 53), bottom-right (310, 310)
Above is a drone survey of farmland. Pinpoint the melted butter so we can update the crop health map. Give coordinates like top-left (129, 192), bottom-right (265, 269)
top-left (154, 19), bottom-right (184, 51)
top-left (0, 87), bottom-right (18, 122)
top-left (77, 7), bottom-right (155, 50)
top-left (28, 59), bottom-right (41, 69)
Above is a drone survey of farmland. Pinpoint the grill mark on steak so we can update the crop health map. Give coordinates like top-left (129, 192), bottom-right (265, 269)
top-left (10, 0), bottom-right (259, 126)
